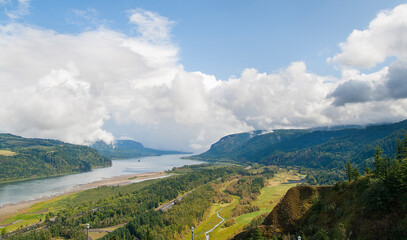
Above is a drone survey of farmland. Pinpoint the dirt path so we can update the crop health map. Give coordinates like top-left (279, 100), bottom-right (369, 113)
top-left (204, 208), bottom-right (225, 240)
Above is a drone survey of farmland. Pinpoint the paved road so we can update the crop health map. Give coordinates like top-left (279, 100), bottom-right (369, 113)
top-left (204, 208), bottom-right (225, 240)
top-left (157, 190), bottom-right (193, 211)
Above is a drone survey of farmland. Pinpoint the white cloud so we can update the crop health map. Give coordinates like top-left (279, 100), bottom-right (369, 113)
top-left (329, 4), bottom-right (407, 68)
top-left (212, 62), bottom-right (335, 129)
top-left (129, 8), bottom-right (174, 43)
top-left (1, 7), bottom-right (407, 152)
top-left (327, 3), bottom-right (407, 122)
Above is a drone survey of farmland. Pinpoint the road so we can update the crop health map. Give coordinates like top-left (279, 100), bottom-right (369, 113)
top-left (157, 190), bottom-right (193, 211)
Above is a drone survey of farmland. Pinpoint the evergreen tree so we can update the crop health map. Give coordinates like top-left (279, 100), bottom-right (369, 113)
top-left (250, 228), bottom-right (264, 240)
top-left (396, 138), bottom-right (403, 161)
top-left (364, 162), bottom-right (371, 175)
top-left (345, 160), bottom-right (352, 182)
top-left (373, 146), bottom-right (386, 179)
top-left (351, 167), bottom-right (361, 181)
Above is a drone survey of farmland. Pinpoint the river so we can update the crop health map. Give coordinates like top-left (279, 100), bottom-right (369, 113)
top-left (0, 154), bottom-right (203, 207)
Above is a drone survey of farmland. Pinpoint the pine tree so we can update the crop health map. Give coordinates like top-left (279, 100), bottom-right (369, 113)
top-left (364, 162), bottom-right (371, 175)
top-left (250, 228), bottom-right (264, 240)
top-left (352, 167), bottom-right (361, 181)
top-left (373, 146), bottom-right (385, 179)
top-left (396, 138), bottom-right (403, 161)
top-left (345, 160), bottom-right (352, 182)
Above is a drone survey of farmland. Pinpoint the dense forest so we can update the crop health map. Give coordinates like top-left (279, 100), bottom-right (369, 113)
top-left (192, 119), bottom-right (407, 184)
top-left (0, 134), bottom-right (111, 183)
top-left (92, 140), bottom-right (189, 159)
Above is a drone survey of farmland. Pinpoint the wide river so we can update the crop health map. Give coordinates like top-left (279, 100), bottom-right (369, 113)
top-left (0, 154), bottom-right (203, 207)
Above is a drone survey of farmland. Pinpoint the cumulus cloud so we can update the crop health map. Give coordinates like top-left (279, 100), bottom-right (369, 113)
top-left (326, 3), bottom-right (407, 125)
top-left (0, 10), bottom-right (252, 150)
top-left (329, 4), bottom-right (407, 68)
top-left (386, 61), bottom-right (407, 99)
top-left (1, 6), bottom-right (407, 151)
top-left (329, 80), bottom-right (372, 106)
top-left (212, 62), bottom-right (335, 129)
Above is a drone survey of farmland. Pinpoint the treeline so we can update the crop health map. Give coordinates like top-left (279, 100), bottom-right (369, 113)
top-left (305, 168), bottom-right (345, 185)
top-left (371, 135), bottom-right (407, 194)
top-left (0, 134), bottom-right (111, 182)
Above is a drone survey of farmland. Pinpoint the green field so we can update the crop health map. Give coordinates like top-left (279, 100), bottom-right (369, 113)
top-left (188, 170), bottom-right (303, 240)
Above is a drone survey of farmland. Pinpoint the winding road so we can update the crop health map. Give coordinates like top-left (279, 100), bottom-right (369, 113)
top-left (204, 208), bottom-right (225, 240)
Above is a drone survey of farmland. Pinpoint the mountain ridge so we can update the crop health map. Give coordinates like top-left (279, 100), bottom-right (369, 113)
top-left (191, 119), bottom-right (407, 170)
top-left (92, 139), bottom-right (190, 159)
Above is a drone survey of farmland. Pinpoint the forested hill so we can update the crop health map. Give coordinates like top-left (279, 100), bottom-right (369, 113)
top-left (234, 138), bottom-right (407, 239)
top-left (191, 119), bottom-right (407, 170)
top-left (92, 140), bottom-right (190, 159)
top-left (0, 134), bottom-right (111, 183)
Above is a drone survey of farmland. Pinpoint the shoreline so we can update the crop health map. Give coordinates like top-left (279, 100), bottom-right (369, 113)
top-left (0, 171), bottom-right (170, 222)
top-left (0, 164), bottom-right (112, 185)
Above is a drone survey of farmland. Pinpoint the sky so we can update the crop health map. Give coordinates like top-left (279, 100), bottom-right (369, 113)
top-left (0, 0), bottom-right (407, 152)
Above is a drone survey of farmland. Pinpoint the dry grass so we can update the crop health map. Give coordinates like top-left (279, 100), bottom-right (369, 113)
top-left (0, 150), bottom-right (16, 156)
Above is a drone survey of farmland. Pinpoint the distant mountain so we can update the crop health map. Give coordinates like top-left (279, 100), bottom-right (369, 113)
top-left (92, 139), bottom-right (190, 159)
top-left (0, 133), bottom-right (111, 183)
top-left (191, 119), bottom-right (407, 169)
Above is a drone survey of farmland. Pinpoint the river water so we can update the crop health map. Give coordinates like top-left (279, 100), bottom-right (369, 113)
top-left (0, 154), bottom-right (203, 207)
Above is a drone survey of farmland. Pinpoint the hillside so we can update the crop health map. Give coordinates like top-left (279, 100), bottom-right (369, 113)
top-left (234, 178), bottom-right (407, 239)
top-left (92, 140), bottom-right (189, 159)
top-left (0, 134), bottom-right (111, 183)
top-left (192, 120), bottom-right (407, 170)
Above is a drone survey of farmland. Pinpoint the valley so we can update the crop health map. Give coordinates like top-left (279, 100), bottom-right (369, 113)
top-left (1, 121), bottom-right (407, 239)
top-left (190, 170), bottom-right (303, 240)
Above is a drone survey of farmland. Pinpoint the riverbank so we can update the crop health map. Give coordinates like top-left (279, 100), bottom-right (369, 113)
top-left (0, 171), bottom-right (169, 222)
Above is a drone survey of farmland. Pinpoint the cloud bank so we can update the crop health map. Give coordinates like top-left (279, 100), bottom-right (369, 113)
top-left (1, 6), bottom-right (407, 151)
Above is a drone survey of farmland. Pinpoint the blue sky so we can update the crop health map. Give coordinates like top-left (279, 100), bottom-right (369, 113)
top-left (1, 1), bottom-right (407, 151)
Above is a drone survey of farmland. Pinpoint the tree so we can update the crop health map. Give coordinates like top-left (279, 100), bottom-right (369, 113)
top-left (396, 138), bottom-right (404, 161)
top-left (249, 228), bottom-right (264, 240)
top-left (364, 163), bottom-right (371, 175)
top-left (373, 146), bottom-right (386, 179)
top-left (352, 167), bottom-right (361, 181)
top-left (345, 160), bottom-right (352, 182)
